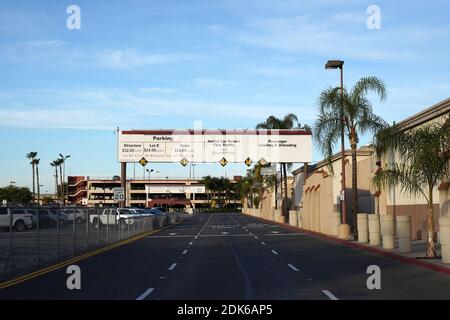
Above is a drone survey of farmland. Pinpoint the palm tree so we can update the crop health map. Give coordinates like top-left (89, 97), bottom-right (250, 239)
top-left (314, 76), bottom-right (387, 234)
top-left (26, 152), bottom-right (38, 204)
top-left (373, 116), bottom-right (450, 258)
top-left (201, 175), bottom-right (213, 207)
top-left (34, 158), bottom-right (41, 206)
top-left (256, 114), bottom-right (309, 221)
top-left (51, 160), bottom-right (59, 202)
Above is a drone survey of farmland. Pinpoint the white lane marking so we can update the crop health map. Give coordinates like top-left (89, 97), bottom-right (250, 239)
top-left (271, 250), bottom-right (278, 255)
top-left (322, 290), bottom-right (339, 300)
top-left (136, 288), bottom-right (154, 300)
top-left (182, 249), bottom-right (188, 255)
top-left (189, 242), bottom-right (193, 245)
top-left (271, 231), bottom-right (280, 234)
top-left (169, 233), bottom-right (177, 236)
top-left (254, 236), bottom-right (258, 239)
top-left (222, 232), bottom-right (229, 235)
top-left (194, 236), bottom-right (198, 239)
top-left (261, 242), bottom-right (266, 246)
top-left (168, 263), bottom-right (178, 271)
top-left (288, 264), bottom-right (299, 272)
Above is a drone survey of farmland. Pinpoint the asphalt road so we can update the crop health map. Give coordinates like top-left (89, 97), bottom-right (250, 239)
top-left (1, 212), bottom-right (449, 300)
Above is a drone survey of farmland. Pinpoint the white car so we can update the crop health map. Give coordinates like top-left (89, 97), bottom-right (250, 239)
top-left (62, 208), bottom-right (86, 224)
top-left (89, 208), bottom-right (149, 229)
top-left (0, 207), bottom-right (33, 232)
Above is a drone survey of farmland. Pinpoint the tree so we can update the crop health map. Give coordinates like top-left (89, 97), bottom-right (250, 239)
top-left (314, 76), bottom-right (387, 234)
top-left (50, 160), bottom-right (59, 200)
top-left (373, 116), bottom-right (450, 258)
top-left (0, 185), bottom-right (33, 205)
top-left (256, 114), bottom-right (309, 220)
top-left (26, 152), bottom-right (38, 203)
top-left (34, 158), bottom-right (41, 206)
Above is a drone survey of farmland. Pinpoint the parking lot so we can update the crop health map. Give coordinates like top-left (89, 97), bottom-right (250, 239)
top-left (0, 206), bottom-right (181, 281)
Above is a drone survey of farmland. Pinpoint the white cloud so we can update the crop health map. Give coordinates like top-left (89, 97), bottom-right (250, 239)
top-left (0, 88), bottom-right (317, 130)
top-left (97, 49), bottom-right (200, 68)
top-left (139, 87), bottom-right (177, 94)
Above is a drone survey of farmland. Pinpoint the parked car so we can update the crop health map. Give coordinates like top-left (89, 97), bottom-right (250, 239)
top-left (39, 208), bottom-right (68, 226)
top-left (62, 207), bottom-right (86, 224)
top-left (0, 207), bottom-right (33, 232)
top-left (89, 208), bottom-right (143, 230)
top-left (148, 208), bottom-right (169, 227)
top-left (26, 209), bottom-right (54, 229)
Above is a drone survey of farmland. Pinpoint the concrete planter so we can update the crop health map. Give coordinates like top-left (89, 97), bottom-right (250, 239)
top-left (298, 210), bottom-right (303, 228)
top-left (381, 215), bottom-right (395, 249)
top-left (396, 215), bottom-right (412, 253)
top-left (338, 224), bottom-right (350, 240)
top-left (368, 214), bottom-right (381, 246)
top-left (273, 209), bottom-right (281, 222)
top-left (357, 213), bottom-right (369, 243)
top-left (330, 213), bottom-right (341, 237)
top-left (439, 217), bottom-right (450, 264)
top-left (289, 211), bottom-right (299, 227)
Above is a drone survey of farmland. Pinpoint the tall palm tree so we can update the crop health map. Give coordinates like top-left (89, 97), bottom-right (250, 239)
top-left (51, 160), bottom-right (59, 201)
top-left (256, 114), bottom-right (309, 221)
top-left (34, 159), bottom-right (41, 206)
top-left (314, 76), bottom-right (387, 233)
top-left (26, 152), bottom-right (38, 204)
top-left (373, 116), bottom-right (450, 258)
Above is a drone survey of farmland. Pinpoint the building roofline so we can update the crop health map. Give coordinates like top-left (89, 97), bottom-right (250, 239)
top-left (292, 147), bottom-right (374, 175)
top-left (396, 98), bottom-right (450, 131)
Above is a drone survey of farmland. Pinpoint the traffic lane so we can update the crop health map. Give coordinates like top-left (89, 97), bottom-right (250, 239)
top-left (148, 214), bottom-right (248, 300)
top-left (0, 218), bottom-right (203, 299)
top-left (264, 234), bottom-right (450, 300)
top-left (150, 213), bottom-right (325, 300)
top-left (237, 213), bottom-right (450, 300)
top-left (198, 213), bottom-right (243, 236)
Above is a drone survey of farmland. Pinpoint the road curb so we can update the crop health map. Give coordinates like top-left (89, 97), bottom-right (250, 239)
top-left (0, 221), bottom-right (183, 290)
top-left (242, 213), bottom-right (450, 276)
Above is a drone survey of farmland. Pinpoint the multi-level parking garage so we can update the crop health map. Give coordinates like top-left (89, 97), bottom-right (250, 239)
top-left (68, 176), bottom-right (241, 210)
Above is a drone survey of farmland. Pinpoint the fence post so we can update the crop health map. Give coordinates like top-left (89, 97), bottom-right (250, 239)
top-left (36, 208), bottom-right (40, 267)
top-left (85, 209), bottom-right (89, 249)
top-left (106, 209), bottom-right (110, 244)
top-left (7, 207), bottom-right (14, 275)
top-left (72, 209), bottom-right (76, 255)
top-left (56, 206), bottom-right (60, 260)
top-left (97, 208), bottom-right (100, 247)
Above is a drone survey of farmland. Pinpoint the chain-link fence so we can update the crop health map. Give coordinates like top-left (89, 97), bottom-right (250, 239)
top-left (0, 206), bottom-right (180, 281)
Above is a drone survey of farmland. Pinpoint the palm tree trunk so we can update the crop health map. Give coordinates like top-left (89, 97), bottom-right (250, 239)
top-left (54, 167), bottom-right (59, 201)
top-left (351, 142), bottom-right (359, 235)
top-left (283, 163), bottom-right (289, 223)
top-left (36, 163), bottom-right (40, 206)
top-left (427, 186), bottom-right (437, 258)
top-left (32, 163), bottom-right (36, 204)
top-left (59, 165), bottom-right (64, 204)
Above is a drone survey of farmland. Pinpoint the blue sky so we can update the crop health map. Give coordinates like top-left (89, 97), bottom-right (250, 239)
top-left (1, 0), bottom-right (450, 192)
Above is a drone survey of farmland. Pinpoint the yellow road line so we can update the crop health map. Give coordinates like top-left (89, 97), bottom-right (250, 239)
top-left (0, 222), bottom-right (182, 290)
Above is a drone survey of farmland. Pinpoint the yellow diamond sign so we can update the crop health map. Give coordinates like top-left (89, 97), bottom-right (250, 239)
top-left (180, 158), bottom-right (189, 167)
top-left (258, 157), bottom-right (268, 166)
top-left (244, 157), bottom-right (253, 167)
top-left (219, 157), bottom-right (228, 167)
top-left (139, 157), bottom-right (148, 167)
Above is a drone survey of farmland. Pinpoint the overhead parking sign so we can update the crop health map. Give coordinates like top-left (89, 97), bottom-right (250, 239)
top-left (113, 188), bottom-right (125, 203)
top-left (118, 129), bottom-right (312, 164)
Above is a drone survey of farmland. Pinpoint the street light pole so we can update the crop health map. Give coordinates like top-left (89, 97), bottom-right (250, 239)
top-left (325, 60), bottom-right (347, 226)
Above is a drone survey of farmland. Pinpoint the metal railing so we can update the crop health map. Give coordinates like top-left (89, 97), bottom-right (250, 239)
top-left (0, 206), bottom-right (180, 281)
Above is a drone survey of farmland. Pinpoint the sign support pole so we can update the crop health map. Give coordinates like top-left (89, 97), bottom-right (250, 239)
top-left (120, 162), bottom-right (127, 208)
